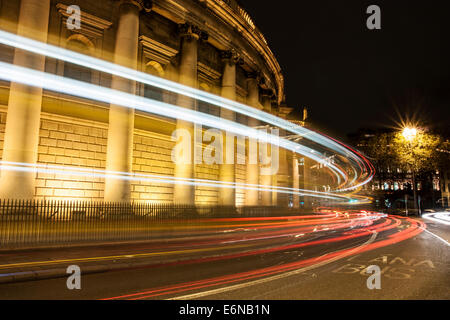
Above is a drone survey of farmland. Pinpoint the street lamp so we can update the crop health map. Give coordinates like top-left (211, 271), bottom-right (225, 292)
top-left (402, 126), bottom-right (419, 216)
top-left (402, 127), bottom-right (417, 141)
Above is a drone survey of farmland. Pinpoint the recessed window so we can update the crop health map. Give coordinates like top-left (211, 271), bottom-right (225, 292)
top-left (144, 61), bottom-right (165, 102)
top-left (64, 38), bottom-right (93, 83)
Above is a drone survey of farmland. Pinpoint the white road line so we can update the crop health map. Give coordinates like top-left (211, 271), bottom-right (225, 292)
top-left (420, 227), bottom-right (450, 247)
top-left (168, 231), bottom-right (378, 300)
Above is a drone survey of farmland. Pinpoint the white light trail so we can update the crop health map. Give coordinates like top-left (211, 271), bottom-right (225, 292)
top-left (0, 161), bottom-right (358, 202)
top-left (0, 29), bottom-right (372, 188)
top-left (422, 212), bottom-right (450, 226)
top-left (0, 61), bottom-right (350, 186)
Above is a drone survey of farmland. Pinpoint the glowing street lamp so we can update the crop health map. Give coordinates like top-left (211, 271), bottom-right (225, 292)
top-left (402, 126), bottom-right (419, 215)
top-left (402, 127), bottom-right (417, 141)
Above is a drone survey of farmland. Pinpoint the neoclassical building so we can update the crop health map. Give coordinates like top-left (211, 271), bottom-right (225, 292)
top-left (0, 0), bottom-right (308, 207)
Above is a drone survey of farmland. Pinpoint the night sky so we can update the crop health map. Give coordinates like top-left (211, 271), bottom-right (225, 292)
top-left (239, 0), bottom-right (450, 141)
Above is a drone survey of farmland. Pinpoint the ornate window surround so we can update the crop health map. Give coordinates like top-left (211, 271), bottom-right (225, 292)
top-left (139, 35), bottom-right (178, 67)
top-left (55, 3), bottom-right (112, 88)
top-left (56, 3), bottom-right (112, 39)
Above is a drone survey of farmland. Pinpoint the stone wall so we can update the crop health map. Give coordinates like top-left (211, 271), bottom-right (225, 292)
top-left (0, 111), bottom-right (5, 160)
top-left (195, 163), bottom-right (219, 205)
top-left (35, 115), bottom-right (107, 201)
top-left (131, 131), bottom-right (175, 203)
top-left (0, 106), bottom-right (224, 204)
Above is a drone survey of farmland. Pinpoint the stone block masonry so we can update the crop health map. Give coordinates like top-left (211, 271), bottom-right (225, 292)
top-left (2, 112), bottom-right (223, 204)
top-left (35, 117), bottom-right (108, 201)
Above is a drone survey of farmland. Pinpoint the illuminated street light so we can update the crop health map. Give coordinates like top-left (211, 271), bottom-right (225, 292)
top-left (401, 126), bottom-right (419, 215)
top-left (402, 127), bottom-right (417, 141)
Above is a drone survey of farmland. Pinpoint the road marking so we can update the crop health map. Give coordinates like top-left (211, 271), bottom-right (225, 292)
top-left (0, 243), bottom-right (249, 270)
top-left (168, 231), bottom-right (378, 300)
top-left (420, 227), bottom-right (450, 247)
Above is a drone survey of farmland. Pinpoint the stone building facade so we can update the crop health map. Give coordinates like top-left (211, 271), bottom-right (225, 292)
top-left (0, 0), bottom-right (303, 206)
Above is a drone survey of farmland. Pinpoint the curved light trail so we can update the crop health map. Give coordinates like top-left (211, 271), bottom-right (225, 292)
top-left (0, 30), bottom-right (374, 190)
top-left (0, 211), bottom-right (426, 300)
top-left (0, 30), bottom-right (368, 166)
top-left (422, 212), bottom-right (450, 226)
top-left (0, 61), bottom-right (349, 187)
top-left (0, 29), bottom-right (375, 200)
top-left (0, 160), bottom-right (359, 202)
top-left (85, 211), bottom-right (425, 300)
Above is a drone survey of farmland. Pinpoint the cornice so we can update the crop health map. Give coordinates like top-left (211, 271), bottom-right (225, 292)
top-left (198, 62), bottom-right (221, 81)
top-left (278, 106), bottom-right (293, 119)
top-left (56, 3), bottom-right (112, 31)
top-left (116, 0), bottom-right (153, 12)
top-left (204, 0), bottom-right (284, 104)
top-left (236, 85), bottom-right (248, 99)
top-left (151, 0), bottom-right (284, 103)
top-left (139, 35), bottom-right (178, 64)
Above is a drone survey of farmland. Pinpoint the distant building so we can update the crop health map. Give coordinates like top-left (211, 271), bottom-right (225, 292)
top-left (349, 129), bottom-right (448, 210)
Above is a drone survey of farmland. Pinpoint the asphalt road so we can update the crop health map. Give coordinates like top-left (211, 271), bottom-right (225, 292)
top-left (0, 210), bottom-right (448, 300)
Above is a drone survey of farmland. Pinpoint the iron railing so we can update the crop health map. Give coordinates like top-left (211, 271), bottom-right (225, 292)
top-left (0, 199), bottom-right (309, 249)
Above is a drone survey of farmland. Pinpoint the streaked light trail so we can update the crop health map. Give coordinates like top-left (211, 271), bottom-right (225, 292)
top-left (0, 29), bottom-right (374, 189)
top-left (98, 214), bottom-right (425, 300)
top-left (423, 212), bottom-right (450, 226)
top-left (0, 161), bottom-right (363, 202)
top-left (0, 61), bottom-right (349, 185)
top-left (0, 29), bottom-right (375, 199)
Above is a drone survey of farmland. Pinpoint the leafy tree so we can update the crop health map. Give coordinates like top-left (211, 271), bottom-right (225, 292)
top-left (361, 130), bottom-right (443, 174)
top-left (356, 129), bottom-right (446, 212)
top-left (391, 130), bottom-right (442, 174)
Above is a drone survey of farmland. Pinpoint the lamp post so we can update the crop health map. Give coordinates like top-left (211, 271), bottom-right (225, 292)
top-left (402, 127), bottom-right (419, 216)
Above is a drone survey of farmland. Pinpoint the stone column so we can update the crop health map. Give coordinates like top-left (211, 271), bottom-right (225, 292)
top-left (303, 157), bottom-right (313, 209)
top-left (104, 0), bottom-right (149, 202)
top-left (260, 166), bottom-right (272, 206)
top-left (163, 58), bottom-right (178, 105)
top-left (276, 106), bottom-right (293, 207)
top-left (292, 156), bottom-right (300, 208)
top-left (260, 93), bottom-right (273, 205)
top-left (262, 91), bottom-right (273, 114)
top-left (245, 72), bottom-right (261, 206)
top-left (0, 0), bottom-right (51, 199)
top-left (173, 23), bottom-right (205, 205)
top-left (218, 50), bottom-right (239, 206)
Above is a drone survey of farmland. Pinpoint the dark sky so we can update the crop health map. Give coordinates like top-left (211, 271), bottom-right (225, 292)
top-left (239, 0), bottom-right (450, 141)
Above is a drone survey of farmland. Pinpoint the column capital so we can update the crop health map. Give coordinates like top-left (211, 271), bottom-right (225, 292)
top-left (118, 0), bottom-right (152, 12)
top-left (179, 23), bottom-right (208, 41)
top-left (260, 88), bottom-right (274, 99)
top-left (245, 70), bottom-right (261, 82)
top-left (220, 49), bottom-right (244, 65)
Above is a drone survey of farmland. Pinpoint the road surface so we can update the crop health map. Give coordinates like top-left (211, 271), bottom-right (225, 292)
top-left (0, 210), bottom-right (448, 300)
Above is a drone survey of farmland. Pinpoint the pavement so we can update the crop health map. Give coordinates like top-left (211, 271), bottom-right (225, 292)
top-left (0, 212), bottom-right (448, 300)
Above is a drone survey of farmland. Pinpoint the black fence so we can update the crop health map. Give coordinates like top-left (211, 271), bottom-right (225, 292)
top-left (0, 199), bottom-right (310, 249)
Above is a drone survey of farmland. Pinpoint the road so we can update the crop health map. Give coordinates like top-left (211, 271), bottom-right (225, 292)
top-left (0, 210), bottom-right (448, 300)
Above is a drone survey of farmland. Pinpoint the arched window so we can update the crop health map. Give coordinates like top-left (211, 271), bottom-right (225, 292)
top-left (64, 35), bottom-right (94, 83)
top-left (144, 61), bottom-right (164, 102)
